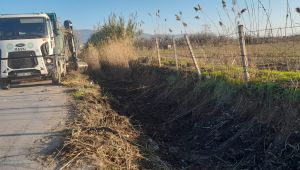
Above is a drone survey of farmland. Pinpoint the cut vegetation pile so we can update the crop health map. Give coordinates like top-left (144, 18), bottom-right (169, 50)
top-left (59, 73), bottom-right (141, 169)
top-left (56, 73), bottom-right (171, 169)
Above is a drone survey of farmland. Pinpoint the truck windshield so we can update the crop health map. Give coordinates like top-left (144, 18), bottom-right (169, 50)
top-left (0, 17), bottom-right (48, 40)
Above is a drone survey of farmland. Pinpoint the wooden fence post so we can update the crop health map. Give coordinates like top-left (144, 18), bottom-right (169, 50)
top-left (155, 37), bottom-right (162, 67)
top-left (238, 25), bottom-right (250, 83)
top-left (172, 36), bottom-right (179, 70)
top-left (185, 34), bottom-right (201, 78)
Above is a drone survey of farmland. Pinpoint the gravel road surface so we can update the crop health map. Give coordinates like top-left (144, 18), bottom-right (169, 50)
top-left (0, 80), bottom-right (68, 170)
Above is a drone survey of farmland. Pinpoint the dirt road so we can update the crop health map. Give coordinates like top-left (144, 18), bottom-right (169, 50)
top-left (0, 80), bottom-right (68, 170)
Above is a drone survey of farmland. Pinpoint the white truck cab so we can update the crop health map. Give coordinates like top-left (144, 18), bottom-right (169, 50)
top-left (0, 13), bottom-right (87, 89)
top-left (0, 13), bottom-right (60, 88)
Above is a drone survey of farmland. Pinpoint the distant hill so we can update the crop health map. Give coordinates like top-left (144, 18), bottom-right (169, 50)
top-left (75, 30), bottom-right (184, 44)
top-left (139, 33), bottom-right (154, 39)
top-left (75, 30), bottom-right (156, 43)
top-left (139, 33), bottom-right (184, 39)
top-left (75, 29), bottom-right (94, 44)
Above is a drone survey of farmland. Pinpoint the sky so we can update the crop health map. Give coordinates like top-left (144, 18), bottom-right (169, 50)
top-left (1, 0), bottom-right (300, 34)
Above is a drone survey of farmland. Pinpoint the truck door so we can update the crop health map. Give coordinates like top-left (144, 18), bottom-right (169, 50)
top-left (47, 19), bottom-right (55, 55)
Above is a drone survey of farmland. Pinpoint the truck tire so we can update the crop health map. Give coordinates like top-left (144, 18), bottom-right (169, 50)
top-left (0, 79), bottom-right (11, 90)
top-left (52, 60), bottom-right (62, 85)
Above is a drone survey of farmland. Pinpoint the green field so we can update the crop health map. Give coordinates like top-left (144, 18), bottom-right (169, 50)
top-left (136, 39), bottom-right (300, 86)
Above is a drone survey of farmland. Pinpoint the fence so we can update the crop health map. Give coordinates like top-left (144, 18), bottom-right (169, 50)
top-left (136, 25), bottom-right (300, 86)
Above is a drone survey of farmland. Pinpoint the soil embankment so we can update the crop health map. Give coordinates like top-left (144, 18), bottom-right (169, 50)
top-left (93, 65), bottom-right (300, 169)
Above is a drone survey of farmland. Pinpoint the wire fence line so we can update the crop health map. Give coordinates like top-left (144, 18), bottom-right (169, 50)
top-left (244, 26), bottom-right (300, 71)
top-left (136, 24), bottom-right (300, 85)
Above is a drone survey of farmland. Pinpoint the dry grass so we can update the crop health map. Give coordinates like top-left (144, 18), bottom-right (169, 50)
top-left (62, 72), bottom-right (93, 88)
top-left (98, 38), bottom-right (138, 67)
top-left (82, 38), bottom-right (138, 68)
top-left (81, 44), bottom-right (101, 71)
top-left (61, 94), bottom-right (142, 169)
top-left (55, 73), bottom-right (172, 170)
top-left (82, 38), bottom-right (138, 79)
top-left (57, 73), bottom-right (141, 169)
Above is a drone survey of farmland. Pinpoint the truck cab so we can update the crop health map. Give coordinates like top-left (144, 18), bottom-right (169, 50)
top-left (0, 13), bottom-right (66, 89)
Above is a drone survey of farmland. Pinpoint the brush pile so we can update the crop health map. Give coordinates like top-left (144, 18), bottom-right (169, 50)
top-left (61, 94), bottom-right (141, 169)
top-left (56, 73), bottom-right (172, 169)
top-left (55, 73), bottom-right (141, 169)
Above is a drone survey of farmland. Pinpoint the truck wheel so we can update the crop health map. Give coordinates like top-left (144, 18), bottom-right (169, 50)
top-left (0, 79), bottom-right (11, 90)
top-left (52, 61), bottom-right (62, 85)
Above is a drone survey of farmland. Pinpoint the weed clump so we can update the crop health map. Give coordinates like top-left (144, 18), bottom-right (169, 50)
top-left (88, 14), bottom-right (137, 46)
top-left (81, 14), bottom-right (139, 79)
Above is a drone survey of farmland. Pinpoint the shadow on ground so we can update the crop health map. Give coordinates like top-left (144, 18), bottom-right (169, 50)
top-left (91, 64), bottom-right (300, 169)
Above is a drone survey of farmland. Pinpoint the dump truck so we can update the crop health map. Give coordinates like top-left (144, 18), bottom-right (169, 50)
top-left (0, 13), bottom-right (87, 89)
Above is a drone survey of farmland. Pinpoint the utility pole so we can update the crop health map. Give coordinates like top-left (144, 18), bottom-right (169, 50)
top-left (201, 24), bottom-right (211, 35)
